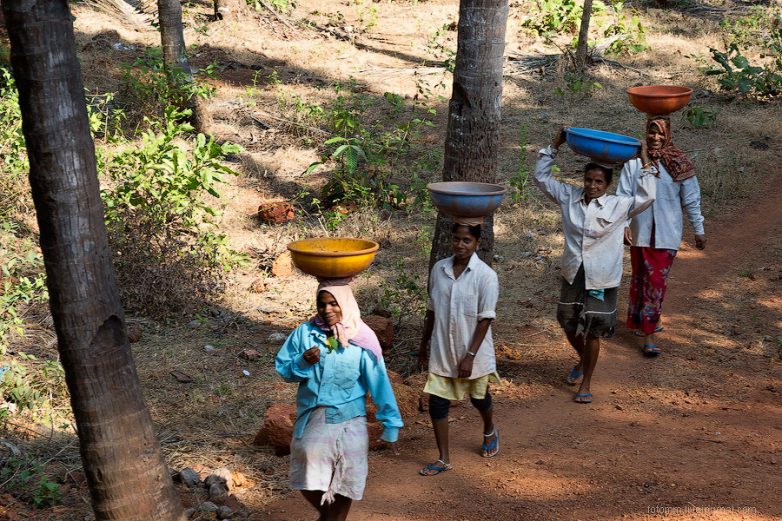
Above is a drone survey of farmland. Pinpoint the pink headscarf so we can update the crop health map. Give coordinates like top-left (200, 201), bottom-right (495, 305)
top-left (310, 281), bottom-right (383, 361)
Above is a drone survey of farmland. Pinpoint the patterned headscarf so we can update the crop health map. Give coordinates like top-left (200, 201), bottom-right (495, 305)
top-left (646, 116), bottom-right (696, 182)
top-left (310, 281), bottom-right (383, 361)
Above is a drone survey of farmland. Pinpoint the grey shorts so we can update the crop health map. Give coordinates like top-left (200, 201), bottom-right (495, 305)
top-left (557, 265), bottom-right (617, 338)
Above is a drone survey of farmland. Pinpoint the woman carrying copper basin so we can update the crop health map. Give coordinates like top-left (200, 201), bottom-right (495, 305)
top-left (616, 116), bottom-right (706, 357)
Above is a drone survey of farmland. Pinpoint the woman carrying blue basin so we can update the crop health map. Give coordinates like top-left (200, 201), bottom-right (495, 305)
top-left (534, 128), bottom-right (656, 403)
top-left (616, 116), bottom-right (706, 357)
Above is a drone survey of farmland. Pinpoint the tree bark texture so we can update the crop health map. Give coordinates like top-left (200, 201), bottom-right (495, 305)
top-left (575, 0), bottom-right (594, 69)
top-left (157, 0), bottom-right (210, 132)
top-left (1, 2), bottom-right (186, 520)
top-left (428, 0), bottom-right (509, 269)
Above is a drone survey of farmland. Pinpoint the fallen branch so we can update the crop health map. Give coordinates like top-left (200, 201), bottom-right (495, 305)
top-left (255, 0), bottom-right (296, 30)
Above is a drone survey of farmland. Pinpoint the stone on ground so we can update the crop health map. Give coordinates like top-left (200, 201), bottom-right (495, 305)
top-left (254, 403), bottom-right (297, 456)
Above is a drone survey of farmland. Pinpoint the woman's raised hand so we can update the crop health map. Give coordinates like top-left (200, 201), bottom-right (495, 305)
top-left (640, 140), bottom-right (651, 166)
top-left (302, 346), bottom-right (321, 365)
top-left (552, 127), bottom-right (567, 150)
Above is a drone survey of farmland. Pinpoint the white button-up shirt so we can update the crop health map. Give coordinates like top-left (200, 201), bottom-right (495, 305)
top-left (427, 253), bottom-right (499, 379)
top-left (533, 146), bottom-right (656, 290)
top-left (616, 158), bottom-right (705, 250)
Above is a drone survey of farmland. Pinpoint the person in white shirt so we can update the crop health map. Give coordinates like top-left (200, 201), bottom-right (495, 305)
top-left (616, 116), bottom-right (706, 357)
top-left (417, 223), bottom-right (500, 476)
top-left (534, 128), bottom-right (656, 403)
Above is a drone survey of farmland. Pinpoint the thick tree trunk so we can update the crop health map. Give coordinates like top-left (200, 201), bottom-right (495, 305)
top-left (575, 0), bottom-right (594, 69)
top-left (1, 2), bottom-right (186, 520)
top-left (157, 0), bottom-right (210, 132)
top-left (428, 0), bottom-right (509, 268)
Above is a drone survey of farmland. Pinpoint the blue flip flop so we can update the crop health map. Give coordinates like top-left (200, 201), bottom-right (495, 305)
top-left (574, 393), bottom-right (593, 404)
top-left (566, 366), bottom-right (583, 385)
top-left (643, 343), bottom-right (661, 357)
top-left (419, 460), bottom-right (453, 476)
top-left (481, 428), bottom-right (500, 458)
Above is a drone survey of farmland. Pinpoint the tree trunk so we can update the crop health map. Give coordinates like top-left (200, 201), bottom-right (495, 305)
top-left (157, 0), bottom-right (211, 132)
top-left (428, 0), bottom-right (509, 269)
top-left (575, 0), bottom-right (594, 70)
top-left (1, 2), bottom-right (186, 520)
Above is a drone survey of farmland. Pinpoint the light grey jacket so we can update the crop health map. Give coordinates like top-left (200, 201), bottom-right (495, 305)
top-left (616, 158), bottom-right (705, 251)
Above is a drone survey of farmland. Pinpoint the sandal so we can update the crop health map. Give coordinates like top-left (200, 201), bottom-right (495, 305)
top-left (634, 326), bottom-right (664, 337)
top-left (642, 343), bottom-right (661, 357)
top-left (565, 366), bottom-right (583, 385)
top-left (574, 393), bottom-right (593, 404)
top-left (419, 459), bottom-right (453, 476)
top-left (481, 428), bottom-right (500, 458)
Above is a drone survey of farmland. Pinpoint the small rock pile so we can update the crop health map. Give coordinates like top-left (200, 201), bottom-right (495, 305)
top-left (174, 466), bottom-right (253, 520)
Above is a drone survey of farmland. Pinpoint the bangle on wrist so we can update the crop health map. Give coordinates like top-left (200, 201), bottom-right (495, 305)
top-left (466, 351), bottom-right (476, 357)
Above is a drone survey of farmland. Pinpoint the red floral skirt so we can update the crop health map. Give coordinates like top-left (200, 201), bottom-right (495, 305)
top-left (626, 246), bottom-right (677, 335)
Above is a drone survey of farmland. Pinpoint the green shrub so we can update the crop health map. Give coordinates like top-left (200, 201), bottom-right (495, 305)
top-left (602, 3), bottom-right (647, 56)
top-left (720, 8), bottom-right (781, 49)
top-left (682, 106), bottom-right (717, 128)
top-left (705, 42), bottom-right (782, 98)
top-left (101, 108), bottom-right (246, 316)
top-left (521, 0), bottom-right (596, 36)
top-left (0, 223), bottom-right (47, 355)
top-left (304, 84), bottom-right (434, 212)
top-left (521, 0), bottom-right (645, 56)
top-left (0, 67), bottom-right (28, 220)
top-left (0, 456), bottom-right (63, 508)
top-left (121, 47), bottom-right (216, 127)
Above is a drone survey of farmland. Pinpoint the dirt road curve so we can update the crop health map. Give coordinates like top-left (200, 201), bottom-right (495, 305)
top-left (265, 179), bottom-right (782, 521)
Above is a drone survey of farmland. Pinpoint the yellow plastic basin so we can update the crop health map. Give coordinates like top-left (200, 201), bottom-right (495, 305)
top-left (287, 238), bottom-right (380, 278)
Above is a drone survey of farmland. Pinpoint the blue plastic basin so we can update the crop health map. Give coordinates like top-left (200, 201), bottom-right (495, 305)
top-left (565, 127), bottom-right (641, 164)
top-left (427, 182), bottom-right (507, 218)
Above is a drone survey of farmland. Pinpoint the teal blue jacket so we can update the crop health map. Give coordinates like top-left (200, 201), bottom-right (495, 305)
top-left (275, 321), bottom-right (403, 442)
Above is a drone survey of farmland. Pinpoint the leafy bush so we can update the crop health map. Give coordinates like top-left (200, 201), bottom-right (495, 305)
top-left (121, 47), bottom-right (216, 127)
top-left (720, 7), bottom-right (781, 49)
top-left (602, 3), bottom-right (647, 56)
top-left (0, 223), bottom-right (47, 355)
top-left (521, 0), bottom-right (595, 36)
top-left (101, 108), bottom-right (246, 316)
top-left (305, 83), bottom-right (435, 211)
top-left (521, 0), bottom-right (645, 56)
top-left (0, 68), bottom-right (29, 220)
top-left (682, 106), bottom-right (717, 128)
top-left (705, 43), bottom-right (782, 98)
top-left (0, 456), bottom-right (63, 508)
top-left (554, 71), bottom-right (603, 96)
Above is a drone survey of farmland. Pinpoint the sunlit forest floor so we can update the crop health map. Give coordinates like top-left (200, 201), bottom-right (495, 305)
top-left (1, 0), bottom-right (781, 519)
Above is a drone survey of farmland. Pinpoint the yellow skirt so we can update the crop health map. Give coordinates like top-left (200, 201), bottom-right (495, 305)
top-left (423, 372), bottom-right (501, 401)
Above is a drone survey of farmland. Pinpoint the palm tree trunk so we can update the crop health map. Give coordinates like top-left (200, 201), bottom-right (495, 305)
top-left (428, 0), bottom-right (509, 268)
top-left (575, 0), bottom-right (594, 69)
top-left (1, 2), bottom-right (185, 520)
top-left (157, 0), bottom-right (211, 132)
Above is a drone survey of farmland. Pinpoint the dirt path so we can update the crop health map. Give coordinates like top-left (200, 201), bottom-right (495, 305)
top-left (263, 178), bottom-right (782, 521)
